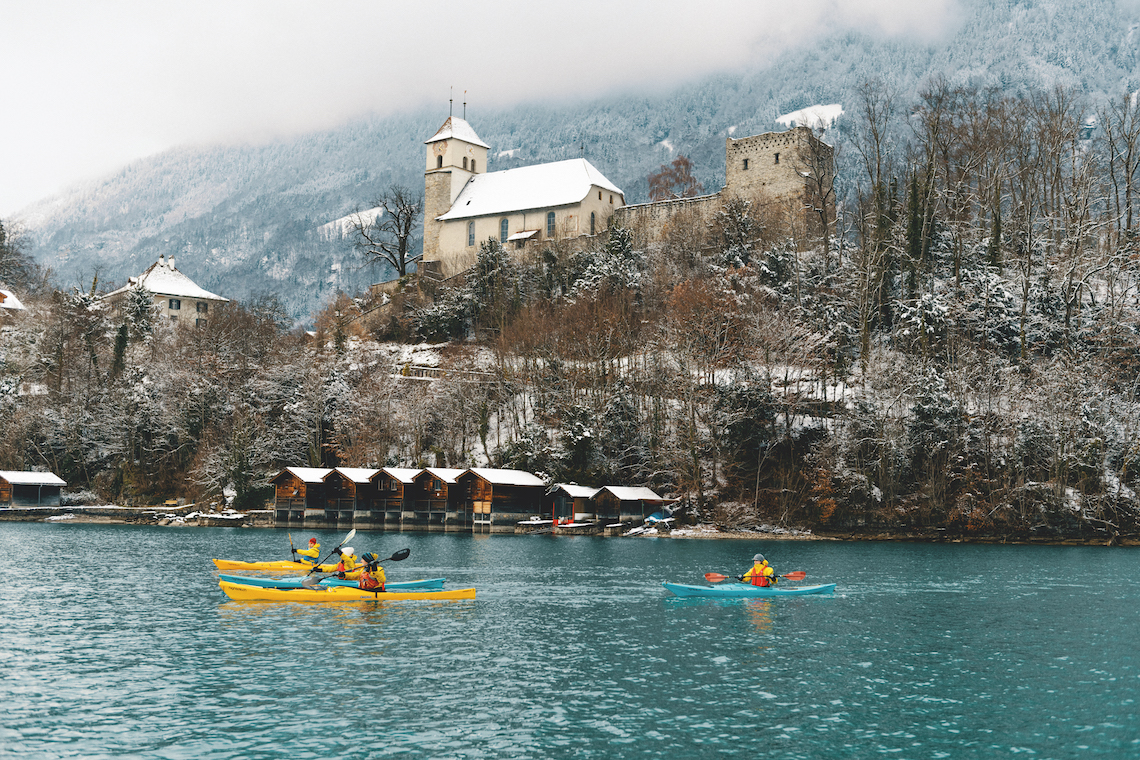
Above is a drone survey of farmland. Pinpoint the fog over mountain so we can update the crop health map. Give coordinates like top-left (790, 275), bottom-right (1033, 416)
top-left (16, 0), bottom-right (1140, 320)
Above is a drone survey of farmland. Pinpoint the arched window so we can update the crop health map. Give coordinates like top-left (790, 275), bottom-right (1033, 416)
top-left (546, 211), bottom-right (556, 237)
top-left (462, 157), bottom-right (468, 170)
top-left (437, 155), bottom-right (443, 168)
top-left (471, 159), bottom-right (477, 172)
top-left (467, 221), bottom-right (475, 246)
top-left (774, 152), bottom-right (780, 164)
top-left (743, 158), bottom-right (750, 170)
top-left (500, 218), bottom-right (509, 242)
top-left (590, 212), bottom-right (596, 236)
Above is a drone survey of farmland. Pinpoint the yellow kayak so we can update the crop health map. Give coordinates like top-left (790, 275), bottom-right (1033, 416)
top-left (219, 580), bottom-right (476, 602)
top-left (212, 559), bottom-right (337, 572)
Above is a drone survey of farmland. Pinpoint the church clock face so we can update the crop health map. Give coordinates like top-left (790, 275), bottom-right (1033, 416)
top-left (434, 141), bottom-right (448, 156)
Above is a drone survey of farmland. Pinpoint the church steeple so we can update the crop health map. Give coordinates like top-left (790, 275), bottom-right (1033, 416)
top-left (423, 116), bottom-right (491, 271)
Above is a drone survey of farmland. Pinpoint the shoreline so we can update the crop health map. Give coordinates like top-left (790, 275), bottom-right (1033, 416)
top-left (3, 508), bottom-right (1135, 547)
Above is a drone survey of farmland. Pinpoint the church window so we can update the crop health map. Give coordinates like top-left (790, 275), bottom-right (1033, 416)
top-left (467, 221), bottom-right (475, 246)
top-left (598, 191), bottom-right (602, 200)
top-left (463, 157), bottom-right (468, 170)
top-left (500, 218), bottom-right (509, 242)
top-left (590, 212), bottom-right (596, 235)
top-left (546, 212), bottom-right (556, 237)
top-left (743, 158), bottom-right (749, 170)
top-left (471, 159), bottom-right (477, 172)
top-left (169, 299), bottom-right (181, 310)
top-left (609, 195), bottom-right (613, 204)
top-left (774, 152), bottom-right (780, 164)
top-left (437, 155), bottom-right (443, 168)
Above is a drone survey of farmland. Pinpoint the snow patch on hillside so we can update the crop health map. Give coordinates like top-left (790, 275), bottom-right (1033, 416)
top-left (776, 104), bottom-right (844, 131)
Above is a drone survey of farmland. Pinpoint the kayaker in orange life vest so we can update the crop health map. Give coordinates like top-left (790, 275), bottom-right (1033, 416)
top-left (296, 537), bottom-right (320, 565)
top-left (358, 553), bottom-right (385, 591)
top-left (742, 554), bottom-right (777, 586)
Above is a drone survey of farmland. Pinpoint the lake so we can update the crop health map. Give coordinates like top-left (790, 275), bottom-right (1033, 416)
top-left (0, 522), bottom-right (1136, 759)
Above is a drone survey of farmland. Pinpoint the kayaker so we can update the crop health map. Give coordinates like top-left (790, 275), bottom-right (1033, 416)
top-left (335, 547), bottom-right (360, 579)
top-left (358, 553), bottom-right (385, 591)
top-left (296, 537), bottom-right (320, 565)
top-left (742, 554), bottom-right (777, 586)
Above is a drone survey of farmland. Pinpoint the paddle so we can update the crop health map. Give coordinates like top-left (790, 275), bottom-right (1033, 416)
top-left (302, 548), bottom-right (411, 589)
top-left (288, 532), bottom-right (297, 561)
top-left (704, 571), bottom-right (807, 583)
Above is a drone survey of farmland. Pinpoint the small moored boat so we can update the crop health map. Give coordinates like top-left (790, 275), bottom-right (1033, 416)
top-left (216, 573), bottom-right (445, 591)
top-left (218, 579), bottom-right (475, 602)
top-left (663, 582), bottom-right (836, 598)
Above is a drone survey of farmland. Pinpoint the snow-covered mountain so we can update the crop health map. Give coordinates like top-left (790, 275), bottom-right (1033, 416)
top-left (16, 0), bottom-right (1140, 320)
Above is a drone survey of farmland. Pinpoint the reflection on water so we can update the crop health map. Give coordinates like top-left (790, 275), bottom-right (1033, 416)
top-left (1, 523), bottom-right (1138, 758)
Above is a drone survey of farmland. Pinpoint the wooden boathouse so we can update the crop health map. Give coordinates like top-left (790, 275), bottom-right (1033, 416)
top-left (370, 468), bottom-right (420, 529)
top-left (411, 468), bottom-right (467, 531)
top-left (458, 468), bottom-right (546, 533)
top-left (593, 485), bottom-right (672, 524)
top-left (548, 484), bottom-right (600, 522)
top-left (0, 471), bottom-right (66, 507)
top-left (324, 468), bottom-right (379, 530)
top-left (271, 467), bottom-right (332, 528)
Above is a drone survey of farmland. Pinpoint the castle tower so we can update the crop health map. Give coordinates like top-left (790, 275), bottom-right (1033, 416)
top-left (422, 116), bottom-right (490, 271)
top-left (724, 125), bottom-right (831, 202)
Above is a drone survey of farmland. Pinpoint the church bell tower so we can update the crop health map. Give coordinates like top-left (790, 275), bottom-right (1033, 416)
top-left (422, 116), bottom-right (490, 268)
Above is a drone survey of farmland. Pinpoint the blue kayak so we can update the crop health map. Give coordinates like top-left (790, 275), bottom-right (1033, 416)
top-left (217, 574), bottom-right (446, 591)
top-left (663, 582), bottom-right (836, 598)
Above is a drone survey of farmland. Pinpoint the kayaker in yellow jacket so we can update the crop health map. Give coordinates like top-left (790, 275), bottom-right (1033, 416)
top-left (335, 547), bottom-right (361, 579)
top-left (742, 554), bottom-right (777, 587)
top-left (296, 538), bottom-right (320, 565)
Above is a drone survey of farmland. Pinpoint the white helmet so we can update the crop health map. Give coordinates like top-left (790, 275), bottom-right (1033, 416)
top-left (342, 547), bottom-right (354, 555)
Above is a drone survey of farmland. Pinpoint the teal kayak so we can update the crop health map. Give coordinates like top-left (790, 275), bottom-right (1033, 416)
top-left (217, 574), bottom-right (445, 591)
top-left (663, 582), bottom-right (836, 598)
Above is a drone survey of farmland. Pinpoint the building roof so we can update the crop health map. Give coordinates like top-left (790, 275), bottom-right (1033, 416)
top-left (425, 116), bottom-right (490, 149)
top-left (550, 483), bottom-right (600, 499)
top-left (273, 467), bottom-right (333, 484)
top-left (102, 255), bottom-right (229, 303)
top-left (419, 467), bottom-right (466, 484)
top-left (333, 467), bottom-right (380, 483)
top-left (463, 468), bottom-right (546, 487)
top-left (0, 470), bottom-right (66, 486)
top-left (437, 159), bottom-right (623, 221)
top-left (599, 485), bottom-right (665, 502)
top-left (0, 289), bottom-right (27, 311)
top-left (378, 467), bottom-right (422, 484)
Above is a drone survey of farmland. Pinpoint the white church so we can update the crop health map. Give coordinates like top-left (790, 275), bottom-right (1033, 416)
top-left (421, 117), bottom-right (625, 279)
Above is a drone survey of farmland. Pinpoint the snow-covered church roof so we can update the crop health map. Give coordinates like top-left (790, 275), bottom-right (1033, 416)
top-left (103, 255), bottom-right (229, 303)
top-left (425, 116), bottom-right (490, 149)
top-left (438, 158), bottom-right (623, 221)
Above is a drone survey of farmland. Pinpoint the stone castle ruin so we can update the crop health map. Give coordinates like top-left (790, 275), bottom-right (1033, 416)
top-left (614, 125), bottom-right (835, 252)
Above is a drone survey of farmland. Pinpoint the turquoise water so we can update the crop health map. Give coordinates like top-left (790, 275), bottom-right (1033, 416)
top-left (0, 523), bottom-right (1137, 759)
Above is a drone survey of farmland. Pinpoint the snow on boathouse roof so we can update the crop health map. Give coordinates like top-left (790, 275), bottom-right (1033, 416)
top-left (425, 116), bottom-right (490, 149)
top-left (0, 289), bottom-right (27, 311)
top-left (102, 255), bottom-right (229, 303)
top-left (272, 467), bottom-right (333, 484)
top-left (332, 467), bottom-right (380, 484)
top-left (463, 468), bottom-right (546, 487)
top-left (419, 468), bottom-right (466, 484)
top-left (550, 483), bottom-right (600, 499)
top-left (437, 159), bottom-right (623, 222)
top-left (0, 470), bottom-right (66, 486)
top-left (599, 485), bottom-right (667, 502)
top-left (377, 467), bottom-right (422, 484)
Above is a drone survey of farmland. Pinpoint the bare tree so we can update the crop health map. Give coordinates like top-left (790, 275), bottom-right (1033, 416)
top-left (349, 185), bottom-right (423, 279)
top-left (648, 155), bottom-right (703, 201)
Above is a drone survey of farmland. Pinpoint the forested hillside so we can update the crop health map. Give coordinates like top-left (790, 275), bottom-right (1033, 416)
top-left (5, 71), bottom-right (1140, 544)
top-left (15, 0), bottom-right (1140, 320)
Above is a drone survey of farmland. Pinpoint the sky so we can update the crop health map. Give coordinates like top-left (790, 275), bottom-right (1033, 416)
top-left (0, 0), bottom-right (963, 218)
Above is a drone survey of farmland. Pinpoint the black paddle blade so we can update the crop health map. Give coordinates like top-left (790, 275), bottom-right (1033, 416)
top-left (388, 548), bottom-right (411, 562)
